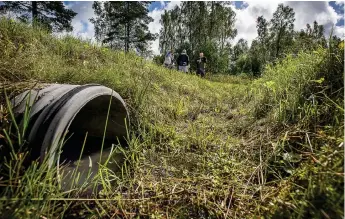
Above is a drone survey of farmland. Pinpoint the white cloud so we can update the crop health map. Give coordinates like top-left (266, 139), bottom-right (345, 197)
top-left (241, 2), bottom-right (249, 9)
top-left (160, 1), bottom-right (166, 8)
top-left (286, 1), bottom-right (342, 36)
top-left (229, 1), bottom-right (283, 45)
top-left (334, 25), bottom-right (344, 38)
top-left (148, 1), bottom-right (182, 55)
top-left (231, 1), bottom-right (343, 46)
top-left (61, 2), bottom-right (95, 41)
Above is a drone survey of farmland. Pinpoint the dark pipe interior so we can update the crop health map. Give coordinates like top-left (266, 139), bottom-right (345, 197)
top-left (59, 95), bottom-right (128, 171)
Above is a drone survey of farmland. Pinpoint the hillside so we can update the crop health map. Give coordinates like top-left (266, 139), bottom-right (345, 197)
top-left (0, 18), bottom-right (344, 218)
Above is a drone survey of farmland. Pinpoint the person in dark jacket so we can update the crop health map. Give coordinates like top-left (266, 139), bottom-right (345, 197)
top-left (177, 49), bottom-right (189, 73)
top-left (196, 52), bottom-right (207, 77)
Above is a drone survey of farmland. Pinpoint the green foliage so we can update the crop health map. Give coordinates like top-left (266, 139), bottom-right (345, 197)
top-left (252, 49), bottom-right (327, 124)
top-left (0, 1), bottom-right (77, 32)
top-left (152, 54), bottom-right (164, 65)
top-left (198, 40), bottom-right (230, 74)
top-left (270, 4), bottom-right (295, 59)
top-left (293, 21), bottom-right (327, 53)
top-left (90, 1), bottom-right (156, 53)
top-left (250, 41), bottom-right (343, 218)
top-left (231, 4), bottom-right (332, 77)
top-left (159, 2), bottom-right (237, 74)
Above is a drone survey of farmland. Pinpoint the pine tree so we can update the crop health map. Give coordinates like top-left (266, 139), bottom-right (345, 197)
top-left (91, 1), bottom-right (156, 53)
top-left (0, 1), bottom-right (77, 32)
top-left (89, 2), bottom-right (107, 44)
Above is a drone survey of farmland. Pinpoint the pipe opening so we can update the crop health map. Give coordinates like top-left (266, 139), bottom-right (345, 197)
top-left (59, 95), bottom-right (128, 188)
top-left (11, 84), bottom-right (130, 192)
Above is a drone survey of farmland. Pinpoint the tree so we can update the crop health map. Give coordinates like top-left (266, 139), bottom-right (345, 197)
top-left (218, 3), bottom-right (237, 50)
top-left (230, 38), bottom-right (250, 74)
top-left (158, 2), bottom-right (237, 74)
top-left (248, 40), bottom-right (263, 76)
top-left (256, 16), bottom-right (271, 62)
top-left (91, 1), bottom-right (156, 53)
top-left (207, 2), bottom-right (237, 47)
top-left (89, 2), bottom-right (107, 44)
top-left (270, 4), bottom-right (295, 59)
top-left (158, 11), bottom-right (170, 53)
top-left (179, 2), bottom-right (200, 53)
top-left (232, 38), bottom-right (248, 60)
top-left (159, 6), bottom-right (182, 54)
top-left (0, 1), bottom-right (77, 32)
top-left (257, 16), bottom-right (268, 44)
top-left (294, 20), bottom-right (327, 52)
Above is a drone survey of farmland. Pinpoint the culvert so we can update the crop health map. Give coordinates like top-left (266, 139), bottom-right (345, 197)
top-left (11, 84), bottom-right (129, 183)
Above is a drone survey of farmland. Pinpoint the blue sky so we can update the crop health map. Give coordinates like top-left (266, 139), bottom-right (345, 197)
top-left (329, 1), bottom-right (344, 25)
top-left (148, 1), bottom-right (165, 11)
top-left (5, 1), bottom-right (342, 54)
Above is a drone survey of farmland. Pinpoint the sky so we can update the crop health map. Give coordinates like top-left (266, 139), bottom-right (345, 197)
top-left (62, 1), bottom-right (344, 55)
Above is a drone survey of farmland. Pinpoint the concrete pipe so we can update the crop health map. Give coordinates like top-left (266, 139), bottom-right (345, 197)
top-left (11, 84), bottom-right (129, 170)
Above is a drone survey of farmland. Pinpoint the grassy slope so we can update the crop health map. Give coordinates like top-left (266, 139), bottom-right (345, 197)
top-left (0, 19), bottom-right (343, 218)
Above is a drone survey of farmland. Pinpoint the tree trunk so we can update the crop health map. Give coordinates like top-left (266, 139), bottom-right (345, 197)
top-left (179, 20), bottom-right (183, 46)
top-left (32, 1), bottom-right (38, 23)
top-left (188, 2), bottom-right (192, 52)
top-left (276, 21), bottom-right (284, 58)
top-left (126, 23), bottom-right (130, 52)
top-left (125, 2), bottom-right (130, 52)
top-left (276, 29), bottom-right (283, 58)
top-left (209, 2), bottom-right (214, 39)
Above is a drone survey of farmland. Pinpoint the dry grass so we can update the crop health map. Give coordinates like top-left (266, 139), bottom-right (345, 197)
top-left (0, 18), bottom-right (343, 218)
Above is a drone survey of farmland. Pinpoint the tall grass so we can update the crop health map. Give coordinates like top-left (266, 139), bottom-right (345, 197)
top-left (0, 18), bottom-right (343, 218)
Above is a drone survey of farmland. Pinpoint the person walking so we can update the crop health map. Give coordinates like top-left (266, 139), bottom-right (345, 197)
top-left (196, 52), bottom-right (207, 77)
top-left (177, 49), bottom-right (189, 73)
top-left (164, 50), bottom-right (174, 69)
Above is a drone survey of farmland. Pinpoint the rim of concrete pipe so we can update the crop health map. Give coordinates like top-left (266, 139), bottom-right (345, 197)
top-left (11, 90), bottom-right (39, 115)
top-left (12, 84), bottom-right (129, 169)
top-left (29, 84), bottom-right (79, 116)
top-left (27, 84), bottom-right (80, 144)
top-left (42, 85), bottom-right (129, 168)
top-left (11, 83), bottom-right (58, 115)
